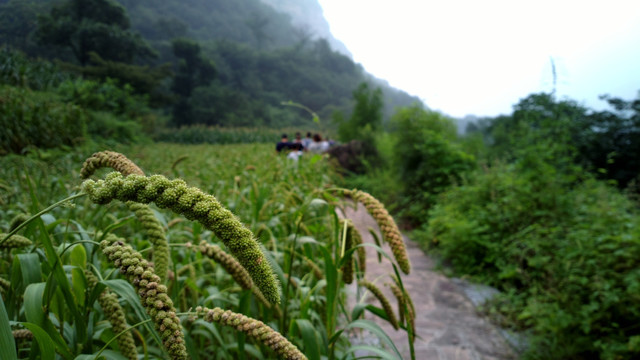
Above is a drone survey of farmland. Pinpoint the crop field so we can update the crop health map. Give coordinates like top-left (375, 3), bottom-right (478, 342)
top-left (0, 143), bottom-right (414, 360)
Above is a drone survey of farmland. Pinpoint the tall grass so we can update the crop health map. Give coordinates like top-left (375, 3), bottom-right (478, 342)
top-left (0, 143), bottom-right (415, 359)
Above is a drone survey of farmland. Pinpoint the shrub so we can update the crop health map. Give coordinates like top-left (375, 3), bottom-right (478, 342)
top-left (391, 106), bottom-right (476, 222)
top-left (420, 156), bottom-right (640, 359)
top-left (0, 85), bottom-right (87, 154)
top-left (87, 111), bottom-right (144, 144)
top-left (0, 47), bottom-right (69, 90)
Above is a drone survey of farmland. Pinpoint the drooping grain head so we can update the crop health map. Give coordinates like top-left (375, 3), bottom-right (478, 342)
top-left (0, 234), bottom-right (32, 249)
top-left (343, 189), bottom-right (410, 274)
top-left (360, 279), bottom-right (399, 330)
top-left (196, 306), bottom-right (306, 360)
top-left (80, 150), bottom-right (144, 178)
top-left (83, 172), bottom-right (281, 304)
top-left (85, 270), bottom-right (138, 360)
top-left (100, 234), bottom-right (188, 360)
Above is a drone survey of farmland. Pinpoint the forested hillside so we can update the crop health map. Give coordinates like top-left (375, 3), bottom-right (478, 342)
top-left (0, 0), bottom-right (421, 128)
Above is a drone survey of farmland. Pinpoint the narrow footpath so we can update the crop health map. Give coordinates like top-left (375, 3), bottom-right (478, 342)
top-left (340, 202), bottom-right (516, 360)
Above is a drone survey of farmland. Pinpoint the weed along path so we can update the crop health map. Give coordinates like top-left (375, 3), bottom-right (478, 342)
top-left (339, 201), bottom-right (516, 360)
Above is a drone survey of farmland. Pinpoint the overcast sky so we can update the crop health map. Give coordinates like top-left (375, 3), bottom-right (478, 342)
top-left (317, 0), bottom-right (640, 118)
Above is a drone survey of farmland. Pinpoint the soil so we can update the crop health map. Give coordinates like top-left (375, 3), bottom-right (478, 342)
top-left (339, 202), bottom-right (517, 360)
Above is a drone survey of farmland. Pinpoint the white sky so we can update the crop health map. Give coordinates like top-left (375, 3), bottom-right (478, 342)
top-left (317, 0), bottom-right (640, 118)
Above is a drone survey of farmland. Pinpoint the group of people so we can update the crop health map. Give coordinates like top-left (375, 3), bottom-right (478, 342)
top-left (276, 132), bottom-right (331, 160)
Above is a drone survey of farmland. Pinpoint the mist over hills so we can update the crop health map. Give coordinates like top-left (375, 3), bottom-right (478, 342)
top-left (258, 0), bottom-right (352, 57)
top-left (0, 0), bottom-right (423, 126)
top-left (121, 0), bottom-right (423, 121)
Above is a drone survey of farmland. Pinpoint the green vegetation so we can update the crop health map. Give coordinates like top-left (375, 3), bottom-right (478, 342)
top-left (3, 0), bottom-right (640, 358)
top-left (0, 49), bottom-right (156, 152)
top-left (335, 82), bottom-right (383, 143)
top-left (0, 0), bottom-right (419, 134)
top-left (35, 0), bottom-right (156, 66)
top-left (0, 85), bottom-right (86, 154)
top-left (335, 85), bottom-right (640, 359)
top-left (425, 158), bottom-right (640, 359)
top-left (0, 144), bottom-right (416, 359)
top-left (390, 106), bottom-right (476, 223)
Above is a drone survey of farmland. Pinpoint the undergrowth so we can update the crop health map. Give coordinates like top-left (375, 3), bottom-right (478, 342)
top-left (0, 143), bottom-right (416, 359)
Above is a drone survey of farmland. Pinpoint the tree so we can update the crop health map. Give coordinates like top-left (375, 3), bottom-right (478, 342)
top-left (60, 52), bottom-right (172, 104)
top-left (336, 82), bottom-right (383, 142)
top-left (35, 0), bottom-right (155, 66)
top-left (484, 93), bottom-right (587, 167)
top-left (582, 92), bottom-right (640, 187)
top-left (483, 91), bottom-right (640, 188)
top-left (0, 0), bottom-right (40, 50)
top-left (171, 39), bottom-right (216, 125)
top-left (392, 106), bottom-right (475, 222)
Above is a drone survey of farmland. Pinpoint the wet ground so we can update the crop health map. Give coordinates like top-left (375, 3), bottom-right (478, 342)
top-left (339, 202), bottom-right (517, 360)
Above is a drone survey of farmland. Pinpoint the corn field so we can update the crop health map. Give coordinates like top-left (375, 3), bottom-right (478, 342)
top-left (0, 143), bottom-right (415, 360)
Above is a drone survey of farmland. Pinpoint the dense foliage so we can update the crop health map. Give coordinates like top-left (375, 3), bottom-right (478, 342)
top-left (408, 93), bottom-right (640, 359)
top-left (0, 49), bottom-right (155, 152)
top-left (0, 85), bottom-right (87, 154)
top-left (390, 107), bottom-right (475, 223)
top-left (335, 82), bottom-right (383, 143)
top-left (338, 87), bottom-right (640, 359)
top-left (0, 0), bottom-right (420, 130)
top-left (472, 92), bottom-right (640, 188)
top-left (0, 144), bottom-right (416, 359)
top-left (424, 157), bottom-right (640, 359)
top-left (35, 0), bottom-right (156, 66)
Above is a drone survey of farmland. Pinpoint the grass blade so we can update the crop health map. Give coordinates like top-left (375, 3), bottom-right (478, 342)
top-left (24, 283), bottom-right (74, 359)
top-left (343, 320), bottom-right (402, 360)
top-left (102, 279), bottom-right (163, 347)
top-left (296, 319), bottom-right (321, 360)
top-left (343, 345), bottom-right (397, 360)
top-left (0, 293), bottom-right (17, 360)
top-left (21, 322), bottom-right (55, 360)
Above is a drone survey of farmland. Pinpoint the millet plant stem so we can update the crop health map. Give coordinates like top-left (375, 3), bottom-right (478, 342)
top-left (0, 192), bottom-right (87, 246)
top-left (340, 220), bottom-right (348, 259)
top-left (94, 318), bottom-right (153, 360)
top-left (281, 215), bottom-right (303, 338)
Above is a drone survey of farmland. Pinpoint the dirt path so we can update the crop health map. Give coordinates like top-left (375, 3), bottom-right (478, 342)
top-left (339, 202), bottom-right (516, 360)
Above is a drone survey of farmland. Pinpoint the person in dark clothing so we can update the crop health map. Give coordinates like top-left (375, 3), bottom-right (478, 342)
top-left (276, 134), bottom-right (291, 152)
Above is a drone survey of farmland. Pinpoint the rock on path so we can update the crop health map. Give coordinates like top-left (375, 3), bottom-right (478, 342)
top-left (339, 202), bottom-right (516, 360)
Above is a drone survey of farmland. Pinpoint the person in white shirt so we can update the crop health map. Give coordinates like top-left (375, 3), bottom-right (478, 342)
top-left (307, 133), bottom-right (329, 153)
top-left (302, 132), bottom-right (313, 149)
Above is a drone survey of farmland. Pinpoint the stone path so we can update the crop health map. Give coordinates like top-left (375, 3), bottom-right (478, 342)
top-left (339, 202), bottom-right (516, 360)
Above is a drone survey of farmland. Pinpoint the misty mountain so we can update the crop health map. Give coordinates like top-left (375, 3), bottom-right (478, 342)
top-left (0, 0), bottom-right (422, 126)
top-left (258, 0), bottom-right (352, 57)
top-left (115, 0), bottom-right (421, 120)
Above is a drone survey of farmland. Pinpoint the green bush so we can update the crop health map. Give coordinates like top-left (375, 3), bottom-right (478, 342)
top-left (420, 155), bottom-right (640, 359)
top-left (57, 78), bottom-right (144, 116)
top-left (87, 111), bottom-right (144, 144)
top-left (0, 85), bottom-right (87, 154)
top-left (391, 106), bottom-right (476, 222)
top-left (0, 47), bottom-right (69, 90)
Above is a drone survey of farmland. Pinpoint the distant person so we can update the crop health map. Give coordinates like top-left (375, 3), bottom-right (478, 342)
top-left (287, 142), bottom-right (304, 161)
top-left (276, 134), bottom-right (291, 153)
top-left (302, 132), bottom-right (313, 149)
top-left (293, 132), bottom-right (305, 152)
top-left (307, 133), bottom-right (330, 154)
